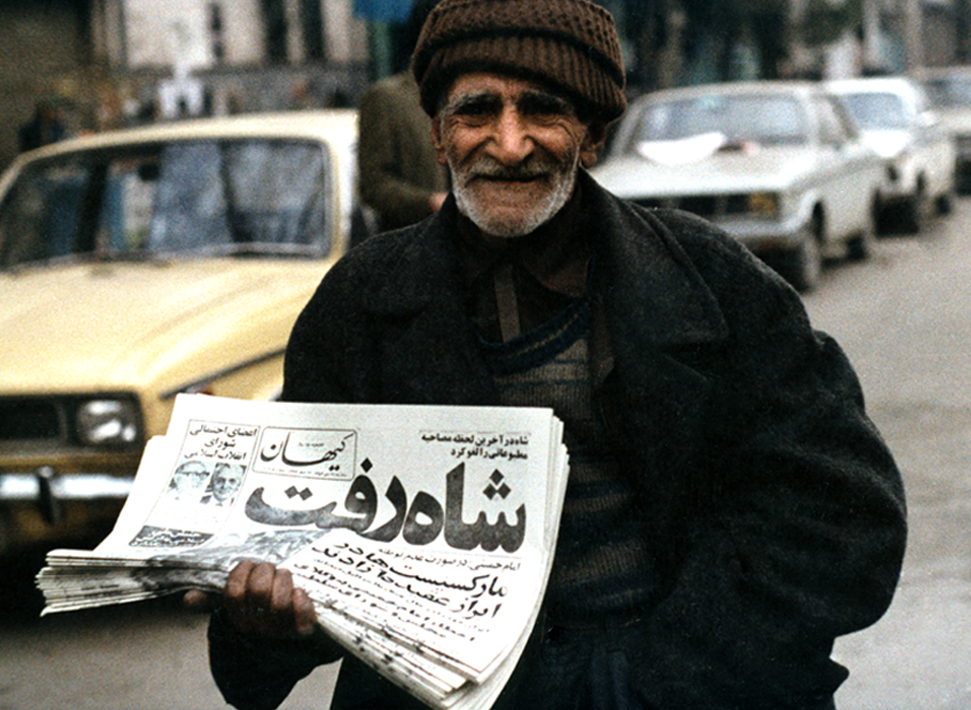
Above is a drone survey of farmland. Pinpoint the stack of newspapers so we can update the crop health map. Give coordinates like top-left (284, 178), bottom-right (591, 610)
top-left (37, 394), bottom-right (569, 710)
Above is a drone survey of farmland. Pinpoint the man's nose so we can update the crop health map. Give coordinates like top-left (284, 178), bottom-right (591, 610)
top-left (488, 107), bottom-right (533, 164)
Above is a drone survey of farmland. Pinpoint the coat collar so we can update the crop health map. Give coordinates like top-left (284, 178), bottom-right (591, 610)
top-left (364, 171), bottom-right (728, 353)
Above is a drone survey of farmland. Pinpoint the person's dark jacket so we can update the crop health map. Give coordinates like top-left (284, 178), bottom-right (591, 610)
top-left (357, 72), bottom-right (448, 232)
top-left (209, 173), bottom-right (907, 710)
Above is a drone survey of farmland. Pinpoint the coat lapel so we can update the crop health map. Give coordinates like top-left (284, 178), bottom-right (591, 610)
top-left (585, 176), bottom-right (729, 489)
top-left (361, 207), bottom-right (498, 406)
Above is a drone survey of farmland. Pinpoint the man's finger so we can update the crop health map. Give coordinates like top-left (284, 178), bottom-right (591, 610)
top-left (293, 587), bottom-right (318, 637)
top-left (182, 589), bottom-right (215, 612)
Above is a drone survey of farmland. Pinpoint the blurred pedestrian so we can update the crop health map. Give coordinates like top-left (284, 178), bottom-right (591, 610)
top-left (357, 0), bottom-right (448, 234)
top-left (18, 98), bottom-right (66, 153)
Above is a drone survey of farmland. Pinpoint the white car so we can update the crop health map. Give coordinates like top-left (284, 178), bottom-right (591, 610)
top-left (591, 81), bottom-right (886, 291)
top-left (915, 65), bottom-right (971, 192)
top-left (828, 76), bottom-right (956, 233)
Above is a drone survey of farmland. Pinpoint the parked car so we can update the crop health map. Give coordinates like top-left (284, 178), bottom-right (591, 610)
top-left (915, 65), bottom-right (971, 192)
top-left (0, 110), bottom-right (365, 554)
top-left (827, 76), bottom-right (956, 233)
top-left (591, 81), bottom-right (886, 291)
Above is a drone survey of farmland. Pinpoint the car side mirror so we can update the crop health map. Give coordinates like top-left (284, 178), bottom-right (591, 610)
top-left (917, 111), bottom-right (939, 129)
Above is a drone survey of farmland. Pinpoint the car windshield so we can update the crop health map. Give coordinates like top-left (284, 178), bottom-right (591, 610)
top-left (625, 93), bottom-right (809, 152)
top-left (839, 92), bottom-right (911, 130)
top-left (0, 138), bottom-right (333, 269)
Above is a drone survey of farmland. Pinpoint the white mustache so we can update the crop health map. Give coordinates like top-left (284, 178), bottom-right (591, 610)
top-left (464, 160), bottom-right (552, 181)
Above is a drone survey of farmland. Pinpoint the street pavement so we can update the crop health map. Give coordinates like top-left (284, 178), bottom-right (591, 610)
top-left (804, 199), bottom-right (971, 709)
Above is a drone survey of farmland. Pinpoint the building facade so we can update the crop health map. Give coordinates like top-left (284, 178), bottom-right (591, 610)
top-left (0, 0), bottom-right (369, 171)
top-left (2, 0), bottom-right (970, 172)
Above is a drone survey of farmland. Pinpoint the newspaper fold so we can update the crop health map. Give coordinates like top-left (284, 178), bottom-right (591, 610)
top-left (37, 394), bottom-right (569, 710)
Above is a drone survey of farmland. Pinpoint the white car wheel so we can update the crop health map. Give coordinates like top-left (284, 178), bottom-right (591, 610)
top-left (781, 227), bottom-right (822, 292)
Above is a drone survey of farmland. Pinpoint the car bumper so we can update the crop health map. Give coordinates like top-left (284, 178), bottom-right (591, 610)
top-left (713, 213), bottom-right (809, 255)
top-left (0, 470), bottom-right (133, 502)
top-left (0, 469), bottom-right (133, 544)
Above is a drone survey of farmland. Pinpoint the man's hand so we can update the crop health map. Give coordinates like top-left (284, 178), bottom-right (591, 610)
top-left (186, 560), bottom-right (318, 638)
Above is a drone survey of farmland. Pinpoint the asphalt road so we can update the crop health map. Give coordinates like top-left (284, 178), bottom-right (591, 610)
top-left (805, 196), bottom-right (971, 709)
top-left (3, 198), bottom-right (971, 709)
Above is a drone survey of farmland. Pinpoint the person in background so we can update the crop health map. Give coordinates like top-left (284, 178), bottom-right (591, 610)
top-left (19, 98), bottom-right (66, 153)
top-left (356, 0), bottom-right (448, 233)
top-left (191, 1), bottom-right (907, 709)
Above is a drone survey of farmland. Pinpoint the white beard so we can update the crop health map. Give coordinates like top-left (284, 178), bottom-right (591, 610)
top-left (449, 150), bottom-right (580, 239)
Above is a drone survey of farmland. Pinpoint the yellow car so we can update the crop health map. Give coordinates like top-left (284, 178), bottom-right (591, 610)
top-left (0, 110), bottom-right (364, 553)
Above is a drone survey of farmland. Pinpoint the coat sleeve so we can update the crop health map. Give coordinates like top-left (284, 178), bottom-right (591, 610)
top-left (207, 607), bottom-right (342, 710)
top-left (631, 227), bottom-right (907, 709)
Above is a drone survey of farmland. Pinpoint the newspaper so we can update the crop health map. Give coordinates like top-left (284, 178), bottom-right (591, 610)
top-left (37, 394), bottom-right (569, 710)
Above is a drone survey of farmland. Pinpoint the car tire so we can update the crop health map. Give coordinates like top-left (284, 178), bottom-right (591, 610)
top-left (936, 186), bottom-right (955, 215)
top-left (780, 226), bottom-right (822, 292)
top-left (848, 196), bottom-right (879, 262)
top-left (900, 184), bottom-right (929, 234)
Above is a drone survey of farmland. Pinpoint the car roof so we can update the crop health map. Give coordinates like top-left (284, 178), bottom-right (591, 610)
top-left (825, 76), bottom-right (921, 95)
top-left (629, 80), bottom-right (822, 108)
top-left (16, 109), bottom-right (358, 160)
top-left (913, 65), bottom-right (971, 80)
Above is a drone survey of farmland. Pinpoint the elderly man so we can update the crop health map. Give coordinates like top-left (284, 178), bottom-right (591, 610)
top-left (199, 1), bottom-right (906, 709)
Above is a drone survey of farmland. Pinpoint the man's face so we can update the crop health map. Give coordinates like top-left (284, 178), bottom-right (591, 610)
top-left (432, 73), bottom-right (604, 239)
top-left (211, 464), bottom-right (243, 501)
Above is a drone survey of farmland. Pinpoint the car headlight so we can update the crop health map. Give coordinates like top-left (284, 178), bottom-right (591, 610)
top-left (75, 398), bottom-right (140, 448)
top-left (747, 192), bottom-right (778, 217)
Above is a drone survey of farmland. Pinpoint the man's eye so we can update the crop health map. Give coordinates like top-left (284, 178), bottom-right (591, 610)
top-left (450, 96), bottom-right (502, 119)
top-left (460, 104), bottom-right (494, 117)
top-left (520, 94), bottom-right (574, 119)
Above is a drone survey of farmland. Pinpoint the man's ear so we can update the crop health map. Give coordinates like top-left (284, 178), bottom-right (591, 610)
top-left (430, 115), bottom-right (448, 166)
top-left (579, 121), bottom-right (608, 169)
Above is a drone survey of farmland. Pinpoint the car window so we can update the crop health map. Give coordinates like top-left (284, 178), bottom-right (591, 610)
top-left (839, 92), bottom-right (911, 130)
top-left (814, 96), bottom-right (855, 145)
top-left (0, 139), bottom-right (333, 269)
top-left (0, 161), bottom-right (94, 266)
top-left (626, 94), bottom-right (808, 151)
top-left (923, 76), bottom-right (971, 108)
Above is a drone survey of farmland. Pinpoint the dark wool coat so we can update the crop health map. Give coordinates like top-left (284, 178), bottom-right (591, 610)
top-left (209, 173), bottom-right (906, 710)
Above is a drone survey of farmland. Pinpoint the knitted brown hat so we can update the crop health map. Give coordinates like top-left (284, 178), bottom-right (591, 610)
top-left (412, 0), bottom-right (626, 123)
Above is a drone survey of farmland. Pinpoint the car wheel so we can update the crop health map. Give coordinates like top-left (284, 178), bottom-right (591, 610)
top-left (780, 226), bottom-right (822, 292)
top-left (848, 196), bottom-right (878, 262)
top-left (900, 184), bottom-right (929, 234)
top-left (936, 186), bottom-right (955, 215)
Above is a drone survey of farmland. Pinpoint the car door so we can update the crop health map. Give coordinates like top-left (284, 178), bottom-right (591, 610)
top-left (812, 94), bottom-right (879, 242)
top-left (911, 89), bottom-right (957, 198)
